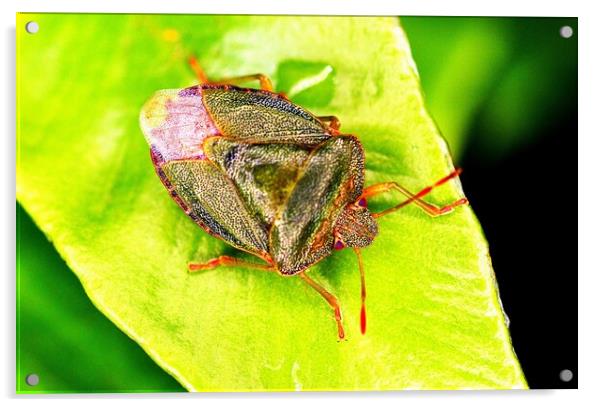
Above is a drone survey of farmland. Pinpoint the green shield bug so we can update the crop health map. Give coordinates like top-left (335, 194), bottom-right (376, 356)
top-left (139, 57), bottom-right (468, 340)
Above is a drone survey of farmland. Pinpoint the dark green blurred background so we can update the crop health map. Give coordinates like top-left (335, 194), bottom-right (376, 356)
top-left (16, 16), bottom-right (577, 392)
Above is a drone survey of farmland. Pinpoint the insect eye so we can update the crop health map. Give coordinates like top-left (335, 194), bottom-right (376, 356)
top-left (358, 197), bottom-right (367, 208)
top-left (334, 239), bottom-right (345, 250)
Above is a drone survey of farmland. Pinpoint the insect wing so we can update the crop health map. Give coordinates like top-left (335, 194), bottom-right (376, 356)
top-left (160, 158), bottom-right (270, 257)
top-left (202, 87), bottom-right (331, 145)
top-left (140, 87), bottom-right (220, 161)
top-left (270, 136), bottom-right (365, 275)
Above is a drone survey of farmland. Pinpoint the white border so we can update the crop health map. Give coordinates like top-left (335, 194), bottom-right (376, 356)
top-left (5, 0), bottom-right (585, 16)
top-left (3, 0), bottom-right (599, 406)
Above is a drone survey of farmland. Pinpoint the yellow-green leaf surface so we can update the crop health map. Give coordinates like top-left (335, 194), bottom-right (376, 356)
top-left (17, 14), bottom-right (526, 391)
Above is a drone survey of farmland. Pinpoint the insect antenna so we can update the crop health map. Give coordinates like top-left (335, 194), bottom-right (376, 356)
top-left (353, 247), bottom-right (367, 335)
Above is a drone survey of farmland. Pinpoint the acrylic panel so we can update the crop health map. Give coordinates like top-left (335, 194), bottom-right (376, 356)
top-left (16, 13), bottom-right (577, 393)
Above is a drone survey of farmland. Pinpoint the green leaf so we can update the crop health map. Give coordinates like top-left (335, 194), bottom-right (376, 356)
top-left (17, 14), bottom-right (526, 391)
top-left (17, 204), bottom-right (184, 393)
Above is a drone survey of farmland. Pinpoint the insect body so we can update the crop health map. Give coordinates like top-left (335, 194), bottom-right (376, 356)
top-left (140, 59), bottom-right (468, 339)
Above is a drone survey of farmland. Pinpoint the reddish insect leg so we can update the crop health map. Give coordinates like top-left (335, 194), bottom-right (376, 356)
top-left (188, 255), bottom-right (275, 273)
top-left (212, 74), bottom-right (274, 92)
top-left (353, 248), bottom-right (367, 335)
top-left (188, 55), bottom-right (210, 84)
top-left (188, 55), bottom-right (274, 91)
top-left (317, 115), bottom-right (341, 133)
top-left (299, 272), bottom-right (345, 340)
top-left (363, 168), bottom-right (468, 218)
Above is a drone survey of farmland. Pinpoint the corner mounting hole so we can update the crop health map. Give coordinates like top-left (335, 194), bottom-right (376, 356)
top-left (25, 373), bottom-right (39, 386)
top-left (560, 25), bottom-right (573, 38)
top-left (25, 21), bottom-right (39, 34)
top-left (559, 369), bottom-right (573, 382)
